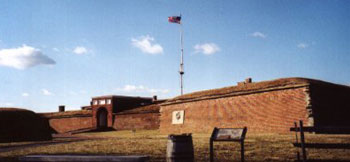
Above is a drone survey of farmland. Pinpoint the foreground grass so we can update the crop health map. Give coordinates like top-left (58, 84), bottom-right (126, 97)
top-left (1, 130), bottom-right (350, 161)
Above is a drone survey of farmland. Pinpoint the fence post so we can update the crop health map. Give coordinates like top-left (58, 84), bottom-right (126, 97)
top-left (241, 140), bottom-right (245, 162)
top-left (210, 138), bottom-right (213, 162)
top-left (299, 120), bottom-right (307, 162)
top-left (294, 122), bottom-right (300, 161)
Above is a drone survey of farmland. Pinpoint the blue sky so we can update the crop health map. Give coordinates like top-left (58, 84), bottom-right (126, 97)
top-left (0, 0), bottom-right (349, 112)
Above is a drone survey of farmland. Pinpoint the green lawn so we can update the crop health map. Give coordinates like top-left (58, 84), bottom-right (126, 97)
top-left (1, 130), bottom-right (350, 161)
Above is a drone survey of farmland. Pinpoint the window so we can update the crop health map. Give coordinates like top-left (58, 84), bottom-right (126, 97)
top-left (99, 100), bottom-right (106, 105)
top-left (93, 100), bottom-right (98, 105)
top-left (107, 99), bottom-right (112, 104)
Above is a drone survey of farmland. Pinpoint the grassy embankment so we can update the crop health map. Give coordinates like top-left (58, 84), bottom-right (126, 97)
top-left (1, 130), bottom-right (350, 161)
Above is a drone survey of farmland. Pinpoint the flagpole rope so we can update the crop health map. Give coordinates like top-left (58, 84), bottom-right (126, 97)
top-left (179, 22), bottom-right (184, 95)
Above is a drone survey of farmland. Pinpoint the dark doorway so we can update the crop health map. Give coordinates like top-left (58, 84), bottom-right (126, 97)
top-left (97, 108), bottom-right (108, 129)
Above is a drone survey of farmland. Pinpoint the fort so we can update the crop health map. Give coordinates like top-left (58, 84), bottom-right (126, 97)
top-left (1, 77), bottom-right (350, 141)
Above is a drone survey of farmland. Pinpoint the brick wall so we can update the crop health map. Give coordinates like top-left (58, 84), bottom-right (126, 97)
top-left (309, 83), bottom-right (350, 127)
top-left (160, 87), bottom-right (310, 134)
top-left (48, 116), bottom-right (92, 133)
top-left (113, 113), bottom-right (160, 130)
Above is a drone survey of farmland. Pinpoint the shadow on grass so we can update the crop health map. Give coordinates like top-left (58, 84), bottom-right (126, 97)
top-left (293, 143), bottom-right (350, 149)
top-left (296, 160), bottom-right (350, 162)
top-left (0, 138), bottom-right (90, 153)
top-left (0, 157), bottom-right (18, 162)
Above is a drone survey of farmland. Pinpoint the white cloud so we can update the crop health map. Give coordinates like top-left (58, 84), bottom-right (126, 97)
top-left (73, 46), bottom-right (88, 55)
top-left (121, 85), bottom-right (144, 92)
top-left (194, 43), bottom-right (220, 55)
top-left (0, 45), bottom-right (56, 70)
top-left (22, 93), bottom-right (29, 97)
top-left (297, 43), bottom-right (308, 49)
top-left (52, 48), bottom-right (60, 52)
top-left (116, 85), bottom-right (169, 94)
top-left (250, 32), bottom-right (266, 38)
top-left (41, 89), bottom-right (54, 96)
top-left (131, 35), bottom-right (163, 55)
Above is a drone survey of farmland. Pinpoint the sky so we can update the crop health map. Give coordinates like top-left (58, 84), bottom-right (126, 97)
top-left (0, 0), bottom-right (349, 112)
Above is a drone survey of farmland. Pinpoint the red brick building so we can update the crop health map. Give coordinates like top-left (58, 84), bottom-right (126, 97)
top-left (91, 95), bottom-right (155, 129)
top-left (159, 77), bottom-right (350, 134)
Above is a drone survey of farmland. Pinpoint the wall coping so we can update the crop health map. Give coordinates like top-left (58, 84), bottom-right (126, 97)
top-left (114, 112), bottom-right (160, 115)
top-left (39, 110), bottom-right (92, 119)
top-left (43, 114), bottom-right (92, 119)
top-left (161, 84), bottom-right (309, 106)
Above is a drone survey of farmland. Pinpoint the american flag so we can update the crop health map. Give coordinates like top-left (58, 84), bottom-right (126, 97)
top-left (168, 16), bottom-right (181, 24)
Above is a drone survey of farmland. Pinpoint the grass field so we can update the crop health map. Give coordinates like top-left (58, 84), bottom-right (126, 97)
top-left (1, 130), bottom-right (350, 161)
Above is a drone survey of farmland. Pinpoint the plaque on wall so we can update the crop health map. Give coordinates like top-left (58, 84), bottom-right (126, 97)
top-left (172, 110), bottom-right (184, 124)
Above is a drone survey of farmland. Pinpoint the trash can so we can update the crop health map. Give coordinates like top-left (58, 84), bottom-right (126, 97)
top-left (166, 133), bottom-right (194, 162)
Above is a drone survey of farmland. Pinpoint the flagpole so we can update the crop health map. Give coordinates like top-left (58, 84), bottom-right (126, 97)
top-left (179, 19), bottom-right (184, 95)
top-left (168, 14), bottom-right (184, 95)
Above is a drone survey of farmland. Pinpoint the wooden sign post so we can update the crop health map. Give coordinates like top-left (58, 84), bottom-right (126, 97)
top-left (210, 127), bottom-right (247, 162)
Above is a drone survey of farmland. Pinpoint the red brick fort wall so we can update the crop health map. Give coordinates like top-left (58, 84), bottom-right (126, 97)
top-left (160, 87), bottom-right (309, 134)
top-left (48, 117), bottom-right (92, 133)
top-left (113, 113), bottom-right (160, 130)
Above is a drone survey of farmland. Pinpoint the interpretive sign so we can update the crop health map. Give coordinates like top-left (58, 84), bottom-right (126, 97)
top-left (172, 110), bottom-right (184, 124)
top-left (210, 127), bottom-right (247, 162)
top-left (211, 127), bottom-right (246, 141)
